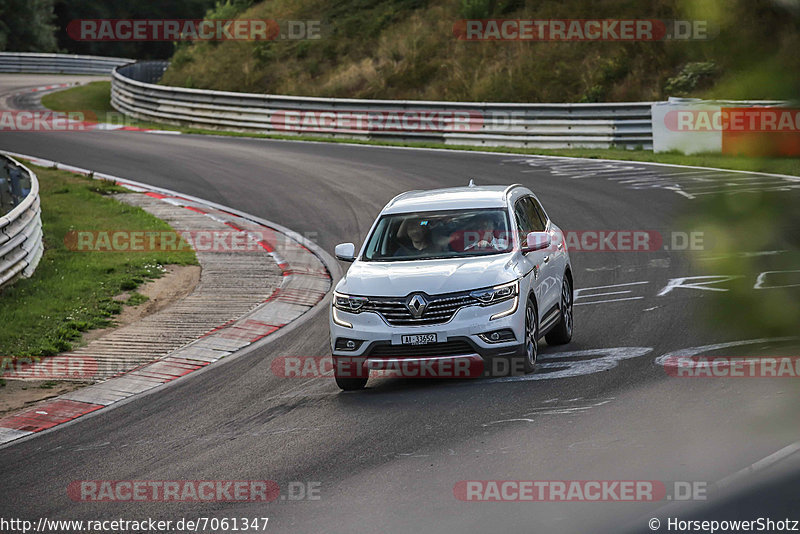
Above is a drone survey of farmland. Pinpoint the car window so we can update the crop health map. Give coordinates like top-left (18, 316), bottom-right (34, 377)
top-left (514, 198), bottom-right (533, 238)
top-left (530, 197), bottom-right (548, 230)
top-left (363, 208), bottom-right (512, 261)
top-left (516, 196), bottom-right (546, 236)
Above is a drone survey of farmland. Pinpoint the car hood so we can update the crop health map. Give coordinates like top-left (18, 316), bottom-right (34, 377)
top-left (338, 254), bottom-right (520, 297)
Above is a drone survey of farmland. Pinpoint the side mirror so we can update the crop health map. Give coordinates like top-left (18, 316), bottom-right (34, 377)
top-left (334, 242), bottom-right (356, 262)
top-left (522, 232), bottom-right (551, 253)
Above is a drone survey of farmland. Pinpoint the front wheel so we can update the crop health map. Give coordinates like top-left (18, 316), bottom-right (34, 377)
top-left (335, 375), bottom-right (368, 391)
top-left (333, 356), bottom-right (368, 390)
top-left (522, 297), bottom-right (538, 374)
top-left (545, 275), bottom-right (573, 345)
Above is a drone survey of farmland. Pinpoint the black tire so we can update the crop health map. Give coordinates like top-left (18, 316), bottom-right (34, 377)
top-left (522, 296), bottom-right (539, 374)
top-left (333, 357), bottom-right (368, 390)
top-left (335, 375), bottom-right (368, 391)
top-left (545, 275), bottom-right (573, 345)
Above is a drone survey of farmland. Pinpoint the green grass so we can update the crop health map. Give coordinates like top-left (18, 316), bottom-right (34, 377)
top-left (41, 81), bottom-right (800, 178)
top-left (0, 165), bottom-right (197, 359)
top-left (40, 81), bottom-right (176, 130)
top-left (40, 81), bottom-right (114, 117)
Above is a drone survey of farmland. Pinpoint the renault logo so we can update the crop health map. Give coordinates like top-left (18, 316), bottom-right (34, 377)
top-left (406, 293), bottom-right (428, 318)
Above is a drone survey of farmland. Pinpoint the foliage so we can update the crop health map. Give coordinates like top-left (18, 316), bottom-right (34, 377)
top-left (664, 62), bottom-right (717, 97)
top-left (0, 0), bottom-right (58, 52)
top-left (51, 0), bottom-right (217, 58)
top-left (160, 0), bottom-right (800, 102)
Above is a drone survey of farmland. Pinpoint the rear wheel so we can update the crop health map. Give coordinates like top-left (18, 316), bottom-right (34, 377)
top-left (545, 275), bottom-right (573, 345)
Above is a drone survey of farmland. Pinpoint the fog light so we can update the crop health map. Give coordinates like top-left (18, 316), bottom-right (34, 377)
top-left (335, 338), bottom-right (365, 351)
top-left (478, 329), bottom-right (516, 344)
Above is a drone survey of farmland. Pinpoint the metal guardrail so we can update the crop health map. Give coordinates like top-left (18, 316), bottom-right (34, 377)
top-left (112, 60), bottom-right (654, 149)
top-left (0, 52), bottom-right (132, 75)
top-left (0, 154), bottom-right (43, 290)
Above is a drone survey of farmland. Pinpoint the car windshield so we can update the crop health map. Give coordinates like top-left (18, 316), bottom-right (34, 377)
top-left (362, 208), bottom-right (513, 261)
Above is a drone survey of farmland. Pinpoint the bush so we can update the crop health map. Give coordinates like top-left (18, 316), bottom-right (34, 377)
top-left (664, 62), bottom-right (718, 97)
top-left (460, 0), bottom-right (493, 19)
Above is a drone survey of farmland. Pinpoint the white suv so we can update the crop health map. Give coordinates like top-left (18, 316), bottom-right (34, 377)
top-left (329, 183), bottom-right (573, 390)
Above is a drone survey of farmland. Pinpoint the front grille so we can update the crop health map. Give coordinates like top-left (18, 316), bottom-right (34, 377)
top-left (361, 291), bottom-right (477, 326)
top-left (367, 340), bottom-right (475, 358)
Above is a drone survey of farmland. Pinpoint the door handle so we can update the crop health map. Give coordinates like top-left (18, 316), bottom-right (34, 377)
top-left (557, 242), bottom-right (563, 250)
top-left (543, 255), bottom-right (550, 264)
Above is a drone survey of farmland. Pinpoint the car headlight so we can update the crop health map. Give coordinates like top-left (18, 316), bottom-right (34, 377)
top-left (470, 280), bottom-right (519, 305)
top-left (333, 292), bottom-right (368, 313)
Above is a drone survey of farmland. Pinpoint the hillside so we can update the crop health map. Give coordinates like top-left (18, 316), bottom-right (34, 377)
top-left (159, 0), bottom-right (799, 103)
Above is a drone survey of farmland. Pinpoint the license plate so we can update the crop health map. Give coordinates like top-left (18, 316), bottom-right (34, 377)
top-left (401, 334), bottom-right (437, 345)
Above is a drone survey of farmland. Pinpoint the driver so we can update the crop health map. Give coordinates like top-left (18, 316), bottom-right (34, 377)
top-left (395, 216), bottom-right (433, 256)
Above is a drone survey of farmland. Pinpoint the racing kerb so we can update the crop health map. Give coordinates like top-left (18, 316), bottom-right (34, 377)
top-left (0, 154), bottom-right (43, 289)
top-left (0, 151), bottom-right (339, 447)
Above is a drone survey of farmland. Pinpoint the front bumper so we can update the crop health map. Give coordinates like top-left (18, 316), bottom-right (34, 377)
top-left (329, 298), bottom-right (525, 377)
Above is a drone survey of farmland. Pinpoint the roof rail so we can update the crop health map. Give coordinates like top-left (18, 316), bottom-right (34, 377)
top-left (503, 183), bottom-right (523, 197)
top-left (385, 190), bottom-right (421, 208)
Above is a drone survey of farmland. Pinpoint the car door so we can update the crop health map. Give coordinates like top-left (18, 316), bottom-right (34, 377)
top-left (514, 196), bottom-right (556, 322)
top-left (529, 195), bottom-right (564, 310)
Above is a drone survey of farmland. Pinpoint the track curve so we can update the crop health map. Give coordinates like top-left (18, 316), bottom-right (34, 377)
top-left (1, 75), bottom-right (798, 533)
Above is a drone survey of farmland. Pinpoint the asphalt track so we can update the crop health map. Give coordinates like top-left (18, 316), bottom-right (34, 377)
top-left (1, 75), bottom-right (799, 533)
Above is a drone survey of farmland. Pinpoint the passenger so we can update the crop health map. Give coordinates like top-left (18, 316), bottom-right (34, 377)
top-left (465, 214), bottom-right (507, 251)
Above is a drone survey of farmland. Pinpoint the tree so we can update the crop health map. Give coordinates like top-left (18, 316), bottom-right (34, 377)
top-left (53, 0), bottom-right (217, 59)
top-left (0, 0), bottom-right (58, 52)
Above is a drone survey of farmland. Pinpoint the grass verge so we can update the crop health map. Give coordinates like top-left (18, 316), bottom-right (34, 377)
top-left (40, 81), bottom-right (172, 131)
top-left (41, 82), bottom-right (800, 178)
top-left (0, 164), bottom-right (197, 358)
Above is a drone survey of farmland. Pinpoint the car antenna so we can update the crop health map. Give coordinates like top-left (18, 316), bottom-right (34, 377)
top-left (468, 179), bottom-right (476, 187)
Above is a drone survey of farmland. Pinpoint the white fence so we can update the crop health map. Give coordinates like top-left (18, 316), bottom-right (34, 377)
top-left (0, 155), bottom-right (43, 290)
top-left (111, 61), bottom-right (654, 149)
top-left (0, 52), bottom-right (132, 75)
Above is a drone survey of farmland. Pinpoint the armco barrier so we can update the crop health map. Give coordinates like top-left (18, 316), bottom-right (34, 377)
top-left (0, 155), bottom-right (43, 290)
top-left (111, 60), bottom-right (654, 149)
top-left (0, 52), bottom-right (132, 75)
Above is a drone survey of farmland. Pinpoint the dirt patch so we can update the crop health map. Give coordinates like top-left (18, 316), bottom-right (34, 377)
top-left (83, 264), bottom-right (201, 342)
top-left (0, 380), bottom-right (90, 417)
top-left (0, 264), bottom-right (201, 417)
